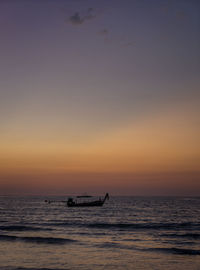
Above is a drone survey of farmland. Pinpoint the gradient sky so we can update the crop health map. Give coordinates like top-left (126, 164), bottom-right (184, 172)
top-left (0, 0), bottom-right (200, 195)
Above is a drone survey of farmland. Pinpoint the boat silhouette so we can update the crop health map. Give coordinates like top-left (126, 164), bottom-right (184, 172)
top-left (67, 193), bottom-right (109, 207)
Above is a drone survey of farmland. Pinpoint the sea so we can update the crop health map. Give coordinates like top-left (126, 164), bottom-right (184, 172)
top-left (0, 196), bottom-right (200, 270)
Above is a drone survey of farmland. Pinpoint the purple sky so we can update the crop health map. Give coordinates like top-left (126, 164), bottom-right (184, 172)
top-left (0, 0), bottom-right (200, 195)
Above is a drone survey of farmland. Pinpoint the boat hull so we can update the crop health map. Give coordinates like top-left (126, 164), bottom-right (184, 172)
top-left (67, 200), bottom-right (104, 207)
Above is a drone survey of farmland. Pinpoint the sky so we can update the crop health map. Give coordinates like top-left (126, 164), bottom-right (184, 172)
top-left (0, 0), bottom-right (199, 195)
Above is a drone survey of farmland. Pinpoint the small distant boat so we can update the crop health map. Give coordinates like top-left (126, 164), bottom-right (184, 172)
top-left (67, 193), bottom-right (109, 207)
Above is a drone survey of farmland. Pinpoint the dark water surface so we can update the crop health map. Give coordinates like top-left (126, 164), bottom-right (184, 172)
top-left (0, 196), bottom-right (200, 270)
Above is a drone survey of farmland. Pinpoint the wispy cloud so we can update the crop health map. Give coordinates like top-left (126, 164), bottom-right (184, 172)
top-left (67, 8), bottom-right (134, 48)
top-left (67, 8), bottom-right (96, 25)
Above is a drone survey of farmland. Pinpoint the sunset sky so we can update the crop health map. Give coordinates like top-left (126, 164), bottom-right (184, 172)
top-left (0, 0), bottom-right (199, 195)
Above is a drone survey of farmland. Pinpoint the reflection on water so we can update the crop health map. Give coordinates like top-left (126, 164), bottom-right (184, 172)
top-left (0, 196), bottom-right (200, 270)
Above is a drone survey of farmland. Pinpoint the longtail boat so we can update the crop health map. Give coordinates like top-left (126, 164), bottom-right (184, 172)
top-left (67, 193), bottom-right (109, 207)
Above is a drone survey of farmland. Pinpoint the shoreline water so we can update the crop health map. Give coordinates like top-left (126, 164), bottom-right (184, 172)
top-left (0, 196), bottom-right (200, 270)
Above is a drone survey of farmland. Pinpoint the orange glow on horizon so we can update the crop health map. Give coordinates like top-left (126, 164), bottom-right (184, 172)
top-left (0, 103), bottom-right (199, 177)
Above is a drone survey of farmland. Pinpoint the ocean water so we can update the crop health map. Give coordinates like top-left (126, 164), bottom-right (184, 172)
top-left (0, 196), bottom-right (200, 270)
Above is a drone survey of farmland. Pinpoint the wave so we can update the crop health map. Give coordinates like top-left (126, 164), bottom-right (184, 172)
top-left (145, 247), bottom-right (200, 255)
top-left (0, 234), bottom-right (77, 245)
top-left (87, 222), bottom-right (200, 230)
top-left (95, 241), bottom-right (200, 256)
top-left (96, 242), bottom-right (123, 249)
top-left (35, 221), bottom-right (200, 234)
top-left (1, 222), bottom-right (199, 234)
top-left (0, 267), bottom-right (67, 270)
top-left (0, 225), bottom-right (51, 232)
top-left (42, 220), bottom-right (200, 230)
top-left (45, 221), bottom-right (83, 227)
top-left (161, 233), bottom-right (200, 240)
